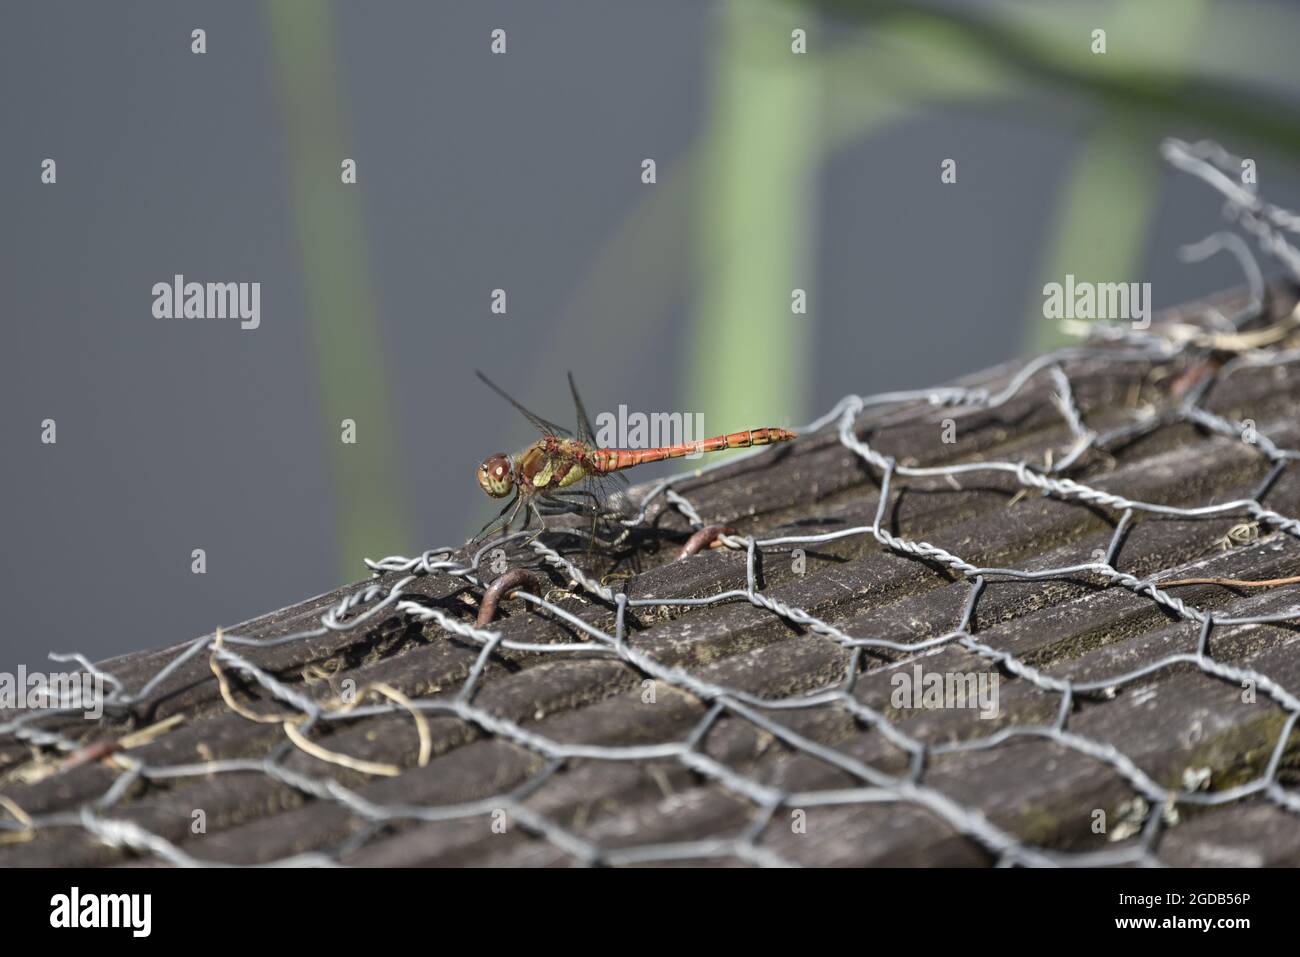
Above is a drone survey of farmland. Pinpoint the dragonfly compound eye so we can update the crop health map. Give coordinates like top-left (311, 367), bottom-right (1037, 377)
top-left (478, 454), bottom-right (514, 497)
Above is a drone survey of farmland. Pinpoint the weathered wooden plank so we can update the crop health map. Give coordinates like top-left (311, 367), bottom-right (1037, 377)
top-left (5, 285), bottom-right (1300, 866)
top-left (1158, 802), bottom-right (1300, 866)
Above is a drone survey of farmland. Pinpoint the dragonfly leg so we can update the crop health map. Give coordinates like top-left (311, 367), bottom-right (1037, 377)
top-left (500, 495), bottom-right (527, 539)
top-left (473, 490), bottom-right (522, 542)
top-left (521, 498), bottom-right (550, 544)
top-left (518, 497), bottom-right (535, 531)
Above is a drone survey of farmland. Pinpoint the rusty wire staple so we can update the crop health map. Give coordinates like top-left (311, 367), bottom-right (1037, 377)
top-left (676, 525), bottom-right (738, 560)
top-left (476, 569), bottom-right (544, 627)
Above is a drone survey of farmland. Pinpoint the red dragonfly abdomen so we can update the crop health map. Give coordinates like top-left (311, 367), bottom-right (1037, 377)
top-left (592, 427), bottom-right (797, 473)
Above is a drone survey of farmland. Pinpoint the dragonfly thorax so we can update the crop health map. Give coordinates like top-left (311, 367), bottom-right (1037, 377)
top-left (477, 453), bottom-right (515, 498)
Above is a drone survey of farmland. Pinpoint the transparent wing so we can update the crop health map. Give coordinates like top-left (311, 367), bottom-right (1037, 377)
top-left (568, 371), bottom-right (629, 487)
top-left (588, 469), bottom-right (632, 517)
top-left (567, 371), bottom-right (598, 447)
top-left (541, 469), bottom-right (633, 551)
top-left (476, 370), bottom-right (573, 439)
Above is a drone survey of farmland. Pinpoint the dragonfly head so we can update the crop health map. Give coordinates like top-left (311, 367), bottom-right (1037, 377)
top-left (477, 454), bottom-right (515, 498)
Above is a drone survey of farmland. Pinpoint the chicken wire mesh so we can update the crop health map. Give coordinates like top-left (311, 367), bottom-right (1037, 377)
top-left (3, 139), bottom-right (1300, 867)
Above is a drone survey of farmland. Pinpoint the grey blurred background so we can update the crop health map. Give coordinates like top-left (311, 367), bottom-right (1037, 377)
top-left (4, 0), bottom-right (1300, 673)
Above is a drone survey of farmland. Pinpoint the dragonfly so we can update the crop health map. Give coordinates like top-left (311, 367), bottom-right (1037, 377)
top-left (474, 370), bottom-right (798, 545)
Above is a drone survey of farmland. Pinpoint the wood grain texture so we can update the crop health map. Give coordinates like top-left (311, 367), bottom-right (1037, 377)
top-left (3, 284), bottom-right (1300, 867)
